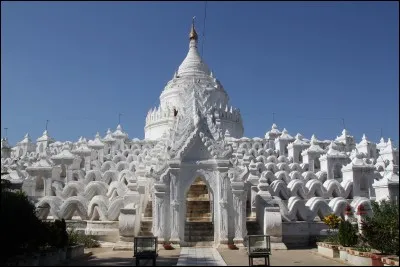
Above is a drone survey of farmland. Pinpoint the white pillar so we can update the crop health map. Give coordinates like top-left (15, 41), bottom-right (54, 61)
top-left (84, 155), bottom-right (91, 171)
top-left (98, 148), bottom-right (104, 162)
top-left (232, 181), bottom-right (247, 245)
top-left (309, 158), bottom-right (315, 172)
top-left (65, 165), bottom-right (73, 183)
top-left (170, 171), bottom-right (180, 243)
top-left (219, 173), bottom-right (229, 244)
top-left (251, 186), bottom-right (259, 217)
top-left (45, 177), bottom-right (52, 196)
top-left (153, 182), bottom-right (167, 241)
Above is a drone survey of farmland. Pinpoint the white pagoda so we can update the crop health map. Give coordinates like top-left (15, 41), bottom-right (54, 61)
top-left (1, 20), bottom-right (398, 250)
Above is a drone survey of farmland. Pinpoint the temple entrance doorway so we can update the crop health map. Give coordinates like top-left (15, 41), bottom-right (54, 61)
top-left (184, 177), bottom-right (214, 245)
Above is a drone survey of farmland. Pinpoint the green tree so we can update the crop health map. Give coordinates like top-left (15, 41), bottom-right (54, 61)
top-left (361, 200), bottom-right (399, 255)
top-left (0, 184), bottom-right (47, 264)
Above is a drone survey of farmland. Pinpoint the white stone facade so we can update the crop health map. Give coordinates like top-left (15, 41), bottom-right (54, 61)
top-left (1, 21), bottom-right (398, 249)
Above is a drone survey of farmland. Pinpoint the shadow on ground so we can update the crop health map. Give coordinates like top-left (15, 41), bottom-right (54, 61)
top-left (66, 254), bottom-right (180, 266)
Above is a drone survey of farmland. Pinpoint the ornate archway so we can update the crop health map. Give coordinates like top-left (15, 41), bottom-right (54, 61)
top-left (184, 177), bottom-right (214, 244)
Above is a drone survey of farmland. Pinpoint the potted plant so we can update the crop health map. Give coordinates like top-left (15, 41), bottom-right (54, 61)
top-left (228, 243), bottom-right (239, 250)
top-left (381, 256), bottom-right (399, 266)
top-left (317, 214), bottom-right (341, 258)
top-left (163, 242), bottom-right (174, 250)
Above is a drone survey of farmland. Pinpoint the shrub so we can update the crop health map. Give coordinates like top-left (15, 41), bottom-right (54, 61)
top-left (323, 233), bottom-right (340, 245)
top-left (361, 200), bottom-right (399, 255)
top-left (58, 219), bottom-right (69, 248)
top-left (1, 178), bottom-right (11, 191)
top-left (43, 219), bottom-right (69, 249)
top-left (67, 228), bottom-right (100, 248)
top-left (0, 186), bottom-right (48, 264)
top-left (338, 220), bottom-right (358, 247)
top-left (0, 181), bottom-right (72, 265)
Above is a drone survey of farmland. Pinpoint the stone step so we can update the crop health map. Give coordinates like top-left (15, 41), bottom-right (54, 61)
top-left (187, 186), bottom-right (208, 192)
top-left (186, 191), bottom-right (210, 197)
top-left (181, 241), bottom-right (214, 247)
top-left (186, 205), bottom-right (211, 210)
top-left (187, 210), bottom-right (211, 217)
top-left (186, 210), bottom-right (212, 215)
top-left (187, 189), bottom-right (208, 195)
top-left (184, 228), bottom-right (213, 232)
top-left (187, 198), bottom-right (211, 202)
top-left (184, 229), bottom-right (214, 236)
top-left (184, 236), bottom-right (214, 242)
top-left (186, 216), bottom-right (212, 220)
top-left (187, 183), bottom-right (208, 189)
top-left (192, 178), bottom-right (207, 185)
top-left (138, 231), bottom-right (154, 237)
top-left (187, 213), bottom-right (212, 216)
top-left (246, 224), bottom-right (261, 230)
top-left (187, 194), bottom-right (208, 198)
top-left (187, 189), bottom-right (210, 194)
top-left (186, 218), bottom-right (212, 222)
top-left (140, 219), bottom-right (153, 233)
top-left (187, 192), bottom-right (209, 198)
top-left (144, 211), bottom-right (152, 217)
top-left (144, 201), bottom-right (152, 217)
top-left (246, 221), bottom-right (262, 235)
top-left (186, 204), bottom-right (211, 208)
top-left (187, 185), bottom-right (208, 189)
top-left (246, 217), bottom-right (257, 222)
top-left (186, 203), bottom-right (211, 210)
top-left (184, 222), bottom-right (214, 228)
top-left (246, 223), bottom-right (260, 228)
top-left (185, 222), bottom-right (214, 230)
top-left (186, 197), bottom-right (210, 202)
top-left (141, 225), bottom-right (152, 231)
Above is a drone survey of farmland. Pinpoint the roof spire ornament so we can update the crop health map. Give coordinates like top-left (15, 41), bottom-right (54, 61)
top-left (362, 134), bottom-right (367, 141)
top-left (189, 16), bottom-right (198, 41)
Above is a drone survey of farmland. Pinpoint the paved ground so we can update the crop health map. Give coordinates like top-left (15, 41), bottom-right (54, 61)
top-left (66, 246), bottom-right (349, 266)
top-left (218, 247), bottom-right (348, 266)
top-left (65, 247), bottom-right (181, 266)
top-left (177, 248), bottom-right (227, 266)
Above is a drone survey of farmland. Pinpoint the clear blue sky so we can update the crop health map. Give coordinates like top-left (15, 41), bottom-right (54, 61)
top-left (1, 1), bottom-right (399, 146)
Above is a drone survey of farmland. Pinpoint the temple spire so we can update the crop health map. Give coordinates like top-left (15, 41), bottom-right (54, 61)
top-left (189, 16), bottom-right (198, 41)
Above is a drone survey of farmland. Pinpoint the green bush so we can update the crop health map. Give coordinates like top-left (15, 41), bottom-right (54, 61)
top-left (67, 227), bottom-right (80, 246)
top-left (54, 219), bottom-right (69, 248)
top-left (1, 178), bottom-right (11, 191)
top-left (67, 228), bottom-right (100, 248)
top-left (323, 233), bottom-right (340, 245)
top-left (42, 219), bottom-right (69, 249)
top-left (0, 180), bottom-right (70, 264)
top-left (361, 200), bottom-right (399, 255)
top-left (338, 220), bottom-right (358, 247)
top-left (1, 184), bottom-right (47, 264)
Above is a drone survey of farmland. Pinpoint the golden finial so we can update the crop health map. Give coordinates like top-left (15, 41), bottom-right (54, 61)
top-left (189, 16), bottom-right (198, 41)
